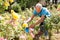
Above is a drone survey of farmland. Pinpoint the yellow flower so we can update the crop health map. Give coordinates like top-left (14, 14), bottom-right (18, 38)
top-left (9, 0), bottom-right (14, 3)
top-left (22, 23), bottom-right (28, 27)
top-left (4, 1), bottom-right (10, 7)
top-left (11, 10), bottom-right (19, 20)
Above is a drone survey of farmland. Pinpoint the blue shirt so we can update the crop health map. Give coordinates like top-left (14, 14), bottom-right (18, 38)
top-left (33, 7), bottom-right (51, 17)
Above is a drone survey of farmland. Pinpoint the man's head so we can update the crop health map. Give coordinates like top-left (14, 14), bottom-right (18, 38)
top-left (35, 3), bottom-right (42, 13)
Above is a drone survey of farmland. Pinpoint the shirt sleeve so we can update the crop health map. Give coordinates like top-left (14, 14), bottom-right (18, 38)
top-left (42, 9), bottom-right (51, 17)
top-left (42, 10), bottom-right (47, 16)
top-left (33, 10), bottom-right (37, 16)
top-left (46, 11), bottom-right (51, 17)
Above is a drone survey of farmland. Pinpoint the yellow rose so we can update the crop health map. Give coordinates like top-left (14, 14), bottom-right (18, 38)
top-left (22, 23), bottom-right (28, 27)
top-left (11, 10), bottom-right (19, 20)
top-left (9, 0), bottom-right (14, 3)
top-left (4, 1), bottom-right (10, 7)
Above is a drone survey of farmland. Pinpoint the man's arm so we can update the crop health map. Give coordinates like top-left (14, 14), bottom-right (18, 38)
top-left (34, 15), bottom-right (45, 25)
top-left (29, 15), bottom-right (45, 28)
top-left (29, 15), bottom-right (45, 38)
top-left (25, 15), bottom-right (35, 23)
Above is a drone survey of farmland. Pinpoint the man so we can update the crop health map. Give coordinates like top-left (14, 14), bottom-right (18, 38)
top-left (25, 3), bottom-right (51, 40)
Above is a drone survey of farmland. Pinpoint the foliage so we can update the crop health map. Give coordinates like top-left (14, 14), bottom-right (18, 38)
top-left (0, 0), bottom-right (60, 40)
top-left (16, 0), bottom-right (39, 9)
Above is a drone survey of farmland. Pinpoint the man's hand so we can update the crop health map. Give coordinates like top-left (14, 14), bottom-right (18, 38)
top-left (24, 15), bottom-right (35, 23)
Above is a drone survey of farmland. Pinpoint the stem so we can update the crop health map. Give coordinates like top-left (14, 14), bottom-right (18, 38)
top-left (57, 28), bottom-right (59, 34)
top-left (49, 30), bottom-right (52, 40)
